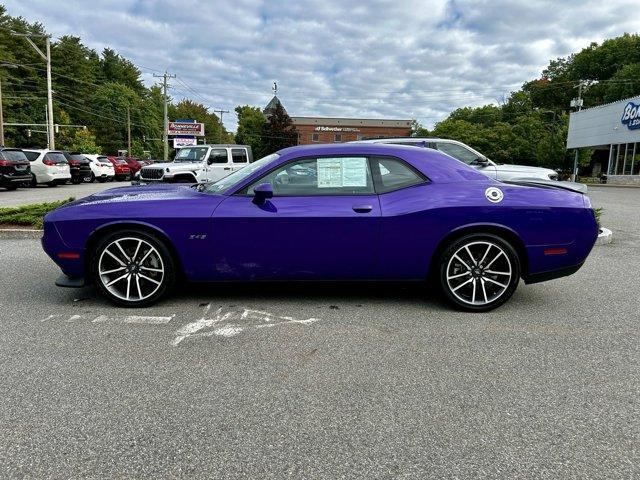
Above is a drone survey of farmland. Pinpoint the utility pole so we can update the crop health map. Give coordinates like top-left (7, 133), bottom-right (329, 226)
top-left (213, 109), bottom-right (229, 143)
top-left (153, 70), bottom-right (176, 161)
top-left (12, 33), bottom-right (54, 149)
top-left (570, 81), bottom-right (584, 181)
top-left (127, 106), bottom-right (132, 156)
top-left (0, 76), bottom-right (4, 146)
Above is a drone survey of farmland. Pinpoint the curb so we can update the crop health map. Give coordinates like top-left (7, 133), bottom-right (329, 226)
top-left (0, 228), bottom-right (43, 239)
top-left (596, 227), bottom-right (613, 245)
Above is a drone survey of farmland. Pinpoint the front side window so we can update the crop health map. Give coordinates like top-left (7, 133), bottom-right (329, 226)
top-left (231, 149), bottom-right (248, 163)
top-left (436, 142), bottom-right (480, 165)
top-left (208, 149), bottom-right (229, 164)
top-left (374, 157), bottom-right (426, 193)
top-left (243, 156), bottom-right (374, 196)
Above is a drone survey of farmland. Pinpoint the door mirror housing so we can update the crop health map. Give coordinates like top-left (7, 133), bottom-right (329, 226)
top-left (252, 183), bottom-right (273, 205)
top-left (473, 156), bottom-right (490, 166)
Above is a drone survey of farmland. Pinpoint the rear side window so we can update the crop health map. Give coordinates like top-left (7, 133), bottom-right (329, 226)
top-left (374, 157), bottom-right (427, 193)
top-left (231, 149), bottom-right (248, 163)
top-left (209, 149), bottom-right (228, 164)
top-left (24, 151), bottom-right (40, 161)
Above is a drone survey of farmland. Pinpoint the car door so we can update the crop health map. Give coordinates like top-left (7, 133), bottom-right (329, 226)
top-left (206, 148), bottom-right (233, 182)
top-left (435, 142), bottom-right (498, 179)
top-left (209, 155), bottom-right (381, 280)
top-left (230, 148), bottom-right (249, 174)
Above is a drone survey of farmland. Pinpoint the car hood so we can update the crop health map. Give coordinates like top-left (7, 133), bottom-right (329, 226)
top-left (64, 183), bottom-right (205, 207)
top-left (496, 163), bottom-right (556, 175)
top-left (142, 162), bottom-right (200, 170)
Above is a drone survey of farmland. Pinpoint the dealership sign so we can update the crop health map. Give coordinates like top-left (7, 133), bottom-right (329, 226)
top-left (621, 102), bottom-right (640, 130)
top-left (168, 121), bottom-right (205, 136)
top-left (173, 137), bottom-right (197, 148)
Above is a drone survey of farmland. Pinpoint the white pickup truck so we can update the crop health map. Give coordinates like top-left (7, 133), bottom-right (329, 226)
top-left (137, 144), bottom-right (253, 184)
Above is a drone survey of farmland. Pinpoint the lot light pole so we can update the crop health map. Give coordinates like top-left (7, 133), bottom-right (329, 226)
top-left (0, 62), bottom-right (19, 146)
top-left (153, 71), bottom-right (176, 161)
top-left (11, 32), bottom-right (54, 149)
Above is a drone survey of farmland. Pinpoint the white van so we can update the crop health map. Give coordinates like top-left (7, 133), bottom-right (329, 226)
top-left (23, 149), bottom-right (71, 187)
top-left (138, 144), bottom-right (253, 184)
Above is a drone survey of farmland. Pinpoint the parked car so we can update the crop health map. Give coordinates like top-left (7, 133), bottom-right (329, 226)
top-left (107, 156), bottom-right (131, 181)
top-left (61, 151), bottom-right (93, 184)
top-left (357, 138), bottom-right (559, 181)
top-left (23, 149), bottom-right (71, 187)
top-left (42, 144), bottom-right (598, 311)
top-left (0, 147), bottom-right (32, 190)
top-left (137, 144), bottom-right (253, 185)
top-left (84, 154), bottom-right (115, 182)
top-left (121, 156), bottom-right (144, 175)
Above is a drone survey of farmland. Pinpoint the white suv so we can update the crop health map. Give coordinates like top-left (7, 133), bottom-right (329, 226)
top-left (357, 138), bottom-right (559, 181)
top-left (83, 154), bottom-right (115, 182)
top-left (138, 144), bottom-right (253, 184)
top-left (23, 149), bottom-right (71, 187)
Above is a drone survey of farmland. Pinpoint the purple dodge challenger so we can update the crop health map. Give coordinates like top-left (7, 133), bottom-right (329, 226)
top-left (42, 144), bottom-right (598, 311)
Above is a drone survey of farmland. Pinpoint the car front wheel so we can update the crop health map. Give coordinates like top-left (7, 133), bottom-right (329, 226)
top-left (439, 234), bottom-right (520, 312)
top-left (92, 230), bottom-right (175, 307)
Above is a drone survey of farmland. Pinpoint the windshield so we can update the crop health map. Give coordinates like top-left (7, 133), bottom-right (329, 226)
top-left (175, 147), bottom-right (208, 163)
top-left (203, 154), bottom-right (279, 194)
top-left (0, 149), bottom-right (28, 162)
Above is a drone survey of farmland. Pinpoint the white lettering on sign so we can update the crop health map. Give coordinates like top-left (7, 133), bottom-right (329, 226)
top-left (621, 101), bottom-right (640, 130)
top-left (314, 126), bottom-right (361, 132)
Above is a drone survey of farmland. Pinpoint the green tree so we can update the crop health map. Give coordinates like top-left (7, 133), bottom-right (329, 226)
top-left (260, 103), bottom-right (298, 155)
top-left (235, 105), bottom-right (267, 157)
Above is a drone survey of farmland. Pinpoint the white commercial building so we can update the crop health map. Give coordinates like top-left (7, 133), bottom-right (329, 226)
top-left (567, 95), bottom-right (640, 184)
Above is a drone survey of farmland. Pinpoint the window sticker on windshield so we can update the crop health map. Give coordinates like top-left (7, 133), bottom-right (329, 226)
top-left (317, 157), bottom-right (367, 188)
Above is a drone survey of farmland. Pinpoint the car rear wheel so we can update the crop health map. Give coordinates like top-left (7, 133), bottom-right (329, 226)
top-left (30, 174), bottom-right (38, 187)
top-left (439, 233), bottom-right (520, 312)
top-left (92, 230), bottom-right (176, 307)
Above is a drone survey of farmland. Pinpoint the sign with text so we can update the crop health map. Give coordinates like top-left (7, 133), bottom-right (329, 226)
top-left (173, 137), bottom-right (197, 148)
top-left (621, 102), bottom-right (640, 130)
top-left (168, 121), bottom-right (205, 136)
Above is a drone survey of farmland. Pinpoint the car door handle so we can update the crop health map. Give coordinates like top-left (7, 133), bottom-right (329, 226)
top-left (223, 167), bottom-right (231, 170)
top-left (352, 205), bottom-right (373, 213)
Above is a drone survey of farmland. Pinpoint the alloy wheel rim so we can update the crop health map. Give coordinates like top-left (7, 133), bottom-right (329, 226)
top-left (98, 237), bottom-right (164, 301)
top-left (446, 241), bottom-right (512, 306)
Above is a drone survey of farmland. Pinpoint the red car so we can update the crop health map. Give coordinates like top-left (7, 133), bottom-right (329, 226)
top-left (121, 156), bottom-right (144, 175)
top-left (107, 156), bottom-right (131, 181)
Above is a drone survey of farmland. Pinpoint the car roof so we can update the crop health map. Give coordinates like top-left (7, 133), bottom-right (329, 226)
top-left (272, 143), bottom-right (490, 184)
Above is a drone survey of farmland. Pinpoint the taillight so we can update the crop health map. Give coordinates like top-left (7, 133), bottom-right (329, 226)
top-left (43, 158), bottom-right (56, 166)
top-left (0, 159), bottom-right (10, 166)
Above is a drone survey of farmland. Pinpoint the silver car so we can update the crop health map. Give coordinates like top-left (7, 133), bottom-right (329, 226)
top-left (357, 137), bottom-right (559, 181)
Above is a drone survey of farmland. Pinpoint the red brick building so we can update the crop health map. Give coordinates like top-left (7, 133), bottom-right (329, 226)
top-left (264, 96), bottom-right (412, 145)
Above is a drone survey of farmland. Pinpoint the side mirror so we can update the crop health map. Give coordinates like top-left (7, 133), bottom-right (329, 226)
top-left (473, 157), bottom-right (489, 166)
top-left (252, 183), bottom-right (273, 205)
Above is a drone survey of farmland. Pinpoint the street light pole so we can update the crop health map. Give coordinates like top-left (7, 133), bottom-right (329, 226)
top-left (12, 33), bottom-right (55, 149)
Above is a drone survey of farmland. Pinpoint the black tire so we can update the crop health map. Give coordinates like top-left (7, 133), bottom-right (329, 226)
top-left (438, 233), bottom-right (520, 312)
top-left (47, 181), bottom-right (57, 187)
top-left (86, 173), bottom-right (95, 183)
top-left (30, 174), bottom-right (38, 187)
top-left (4, 184), bottom-right (17, 191)
top-left (91, 229), bottom-right (176, 307)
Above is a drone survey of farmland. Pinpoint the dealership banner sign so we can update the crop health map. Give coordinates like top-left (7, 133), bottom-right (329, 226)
top-left (168, 121), bottom-right (205, 136)
top-left (173, 137), bottom-right (197, 148)
top-left (621, 102), bottom-right (640, 130)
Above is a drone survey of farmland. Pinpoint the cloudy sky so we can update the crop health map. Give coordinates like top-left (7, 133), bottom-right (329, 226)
top-left (5, 0), bottom-right (640, 131)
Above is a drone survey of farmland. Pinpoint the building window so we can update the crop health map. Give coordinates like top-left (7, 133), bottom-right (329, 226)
top-left (311, 133), bottom-right (319, 142)
top-left (334, 133), bottom-right (342, 143)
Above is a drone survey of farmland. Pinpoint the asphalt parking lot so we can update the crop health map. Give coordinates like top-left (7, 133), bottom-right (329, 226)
top-left (1, 180), bottom-right (126, 207)
top-left (0, 186), bottom-right (638, 478)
